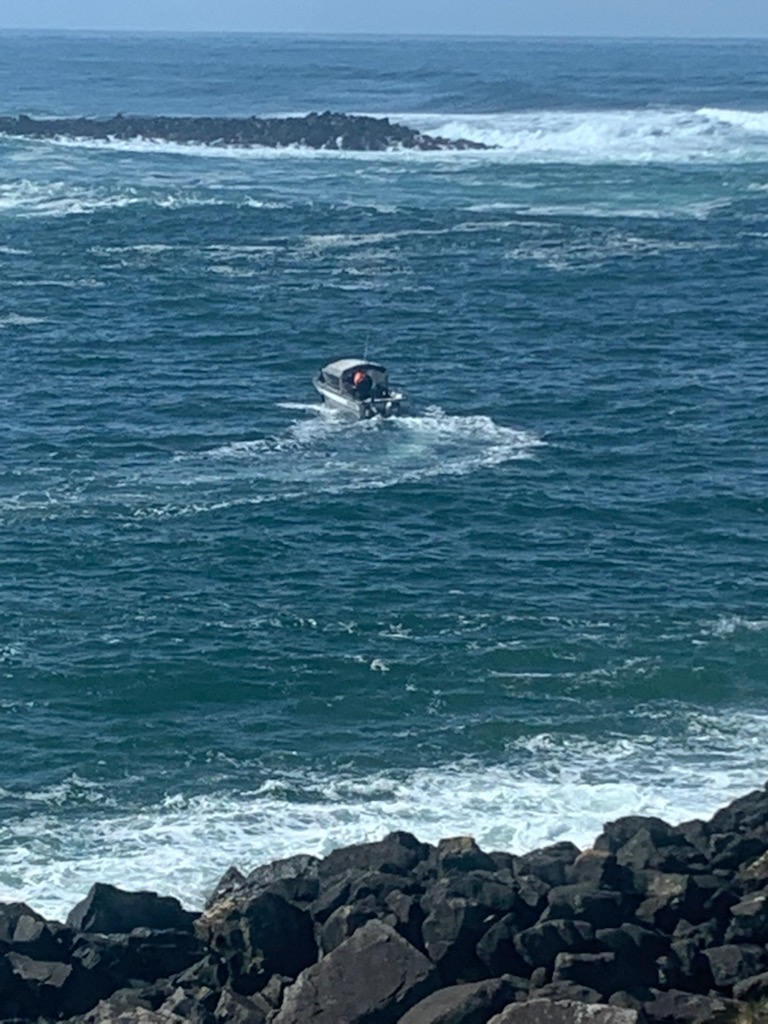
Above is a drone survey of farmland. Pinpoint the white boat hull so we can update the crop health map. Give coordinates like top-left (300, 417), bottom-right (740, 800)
top-left (313, 378), bottom-right (404, 419)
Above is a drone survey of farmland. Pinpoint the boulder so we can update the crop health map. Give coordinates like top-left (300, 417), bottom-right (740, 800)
top-left (705, 784), bottom-right (768, 835)
top-left (641, 988), bottom-right (740, 1023)
top-left (488, 998), bottom-right (640, 1023)
top-left (514, 920), bottom-right (595, 971)
top-left (724, 890), bottom-right (768, 942)
top-left (476, 914), bottom-right (533, 977)
top-left (319, 896), bottom-right (379, 954)
top-left (272, 919), bottom-right (439, 1024)
top-left (421, 873), bottom-right (524, 981)
top-left (565, 851), bottom-right (626, 890)
top-left (318, 831), bottom-right (432, 883)
top-left (214, 987), bottom-right (271, 1023)
top-left (5, 951), bottom-right (95, 1019)
top-left (398, 976), bottom-right (520, 1024)
top-left (668, 920), bottom-right (719, 992)
top-left (515, 843), bottom-right (581, 887)
top-left (551, 951), bottom-right (634, 997)
top-left (701, 942), bottom-right (768, 991)
top-left (595, 816), bottom-right (674, 855)
top-left (541, 884), bottom-right (631, 929)
top-left (71, 926), bottom-right (204, 989)
top-left (67, 883), bottom-right (196, 934)
top-left (436, 837), bottom-right (498, 877)
top-left (199, 889), bottom-right (316, 995)
top-left (732, 969), bottom-right (768, 1001)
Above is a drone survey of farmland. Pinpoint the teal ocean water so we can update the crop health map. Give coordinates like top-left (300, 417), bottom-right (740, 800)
top-left (1, 32), bottom-right (768, 918)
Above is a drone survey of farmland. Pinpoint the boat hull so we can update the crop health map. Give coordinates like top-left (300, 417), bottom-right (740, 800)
top-left (313, 379), bottom-right (404, 419)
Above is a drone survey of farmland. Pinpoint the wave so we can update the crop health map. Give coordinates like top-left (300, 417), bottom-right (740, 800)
top-left (404, 107), bottom-right (768, 164)
top-left (3, 711), bottom-right (768, 921)
top-left (6, 106), bottom-right (768, 165)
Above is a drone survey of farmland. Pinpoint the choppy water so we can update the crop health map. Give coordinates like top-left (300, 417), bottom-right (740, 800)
top-left (1, 32), bottom-right (768, 919)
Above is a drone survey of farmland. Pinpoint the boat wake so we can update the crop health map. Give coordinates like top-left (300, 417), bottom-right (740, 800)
top-left (206, 405), bottom-right (541, 484)
top-left (133, 407), bottom-right (542, 519)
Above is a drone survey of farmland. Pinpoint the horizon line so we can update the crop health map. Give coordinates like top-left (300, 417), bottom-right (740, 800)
top-left (1, 27), bottom-right (767, 42)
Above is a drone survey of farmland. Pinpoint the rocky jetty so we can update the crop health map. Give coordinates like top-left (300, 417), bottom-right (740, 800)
top-left (7, 786), bottom-right (768, 1022)
top-left (0, 111), bottom-right (488, 151)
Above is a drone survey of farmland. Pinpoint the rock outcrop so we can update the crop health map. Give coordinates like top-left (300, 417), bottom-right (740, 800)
top-left (8, 786), bottom-right (768, 1021)
top-left (0, 111), bottom-right (489, 151)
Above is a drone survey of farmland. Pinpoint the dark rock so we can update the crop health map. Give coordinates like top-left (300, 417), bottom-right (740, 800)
top-left (0, 905), bottom-right (73, 961)
top-left (5, 951), bottom-right (94, 1018)
top-left (709, 832), bottom-right (768, 872)
top-left (687, 875), bottom-right (738, 926)
top-left (551, 951), bottom-right (638, 997)
top-left (541, 884), bottom-right (633, 929)
top-left (71, 926), bottom-right (204, 988)
top-left (318, 830), bottom-right (432, 882)
top-left (310, 876), bottom-right (352, 923)
top-left (527, 981), bottom-right (603, 1003)
top-left (566, 851), bottom-right (627, 890)
top-left (159, 984), bottom-right (218, 1023)
top-left (476, 915), bottom-right (533, 977)
top-left (595, 922), bottom-right (669, 966)
top-left (487, 998), bottom-right (640, 1022)
top-left (595, 816), bottom-right (674, 855)
top-left (420, 872), bottom-right (526, 980)
top-left (204, 866), bottom-right (247, 907)
top-left (350, 869), bottom-right (423, 903)
top-left (67, 883), bottom-right (196, 934)
top-left (724, 889), bottom-right (768, 942)
top-left (173, 952), bottom-right (227, 990)
top-left (0, 902), bottom-right (47, 946)
top-left (641, 988), bottom-right (739, 1023)
top-left (398, 976), bottom-right (520, 1024)
top-left (214, 987), bottom-right (271, 1023)
top-left (422, 893), bottom-right (494, 982)
top-left (199, 889), bottom-right (316, 995)
top-left (701, 942), bottom-right (768, 991)
top-left (516, 875), bottom-right (550, 919)
top-left (514, 919), bottom-right (595, 971)
top-left (732, 969), bottom-right (768, 1001)
top-left (634, 874), bottom-right (693, 934)
top-left (319, 895), bottom-right (379, 954)
top-left (516, 843), bottom-right (581, 887)
top-left (705, 784), bottom-right (768, 835)
top-left (0, 111), bottom-right (488, 152)
top-left (385, 889), bottom-right (426, 950)
top-left (668, 919), bottom-right (719, 992)
top-left (436, 836), bottom-right (497, 877)
top-left (738, 849), bottom-right (768, 891)
top-left (272, 919), bottom-right (439, 1024)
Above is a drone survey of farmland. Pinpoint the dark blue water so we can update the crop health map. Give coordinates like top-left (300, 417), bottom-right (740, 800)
top-left (1, 32), bottom-right (768, 917)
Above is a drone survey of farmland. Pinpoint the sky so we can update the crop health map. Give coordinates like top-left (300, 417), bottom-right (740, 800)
top-left (1, 0), bottom-right (768, 37)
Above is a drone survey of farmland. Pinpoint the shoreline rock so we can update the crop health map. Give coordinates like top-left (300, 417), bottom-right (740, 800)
top-left (0, 111), bottom-right (489, 151)
top-left (6, 786), bottom-right (768, 1021)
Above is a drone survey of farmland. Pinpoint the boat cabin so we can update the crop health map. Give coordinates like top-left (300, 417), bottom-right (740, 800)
top-left (316, 358), bottom-right (391, 399)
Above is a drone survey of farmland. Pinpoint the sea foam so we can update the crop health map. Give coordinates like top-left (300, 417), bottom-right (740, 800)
top-left (3, 718), bottom-right (768, 922)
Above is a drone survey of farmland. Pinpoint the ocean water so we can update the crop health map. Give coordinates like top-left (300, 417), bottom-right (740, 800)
top-left (1, 32), bottom-right (768, 920)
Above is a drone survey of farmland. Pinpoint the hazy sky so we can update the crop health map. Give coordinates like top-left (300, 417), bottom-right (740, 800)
top-left (1, 0), bottom-right (768, 37)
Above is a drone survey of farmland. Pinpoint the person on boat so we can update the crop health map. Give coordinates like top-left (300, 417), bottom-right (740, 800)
top-left (352, 369), bottom-right (373, 400)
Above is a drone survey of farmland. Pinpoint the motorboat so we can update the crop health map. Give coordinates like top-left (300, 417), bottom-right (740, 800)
top-left (312, 358), bottom-right (405, 419)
